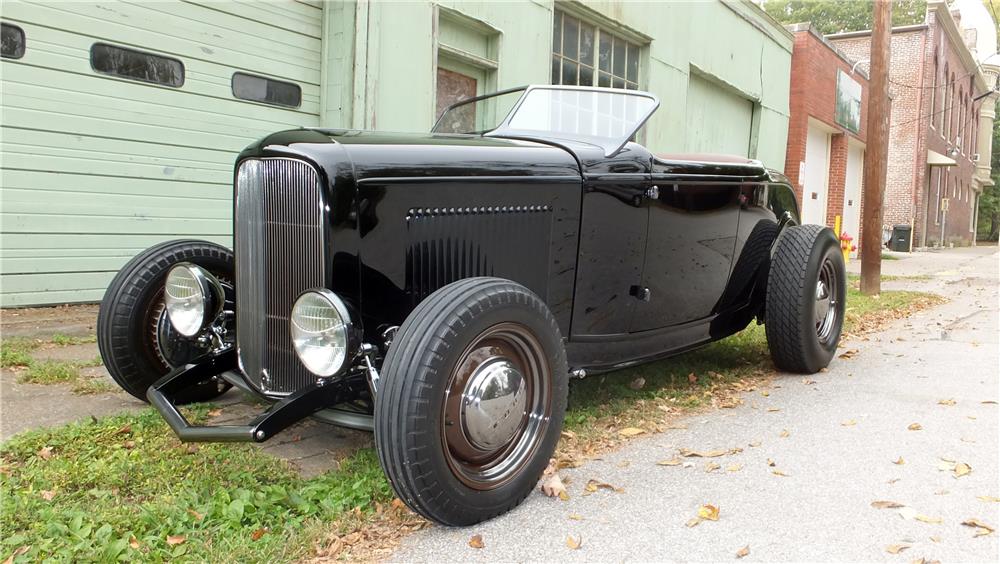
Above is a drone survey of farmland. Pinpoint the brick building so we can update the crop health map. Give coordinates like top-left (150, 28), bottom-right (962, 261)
top-left (828, 0), bottom-right (999, 248)
top-left (784, 24), bottom-right (870, 255)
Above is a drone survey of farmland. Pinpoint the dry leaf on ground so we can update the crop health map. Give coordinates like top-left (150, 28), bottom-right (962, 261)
top-left (566, 536), bottom-right (582, 550)
top-left (657, 458), bottom-right (683, 466)
top-left (166, 535), bottom-right (186, 546)
top-left (872, 500), bottom-right (904, 509)
top-left (186, 508), bottom-right (204, 521)
top-left (679, 448), bottom-right (728, 458)
top-left (976, 496), bottom-right (1000, 503)
top-left (629, 377), bottom-right (645, 390)
top-left (981, 400), bottom-right (998, 404)
top-left (839, 349), bottom-right (859, 359)
top-left (937, 399), bottom-right (956, 406)
top-left (953, 462), bottom-right (972, 478)
top-left (206, 408), bottom-right (223, 417)
top-left (567, 513), bottom-right (583, 521)
top-left (583, 479), bottom-right (623, 494)
top-left (727, 464), bottom-right (743, 472)
top-left (736, 545), bottom-right (750, 558)
top-left (3, 546), bottom-right (30, 564)
top-left (841, 419), bottom-right (857, 426)
top-left (697, 504), bottom-right (720, 521)
top-left (40, 490), bottom-right (56, 501)
top-left (893, 456), bottom-right (905, 465)
top-left (767, 407), bottom-right (781, 412)
top-left (779, 429), bottom-right (790, 438)
top-left (251, 527), bottom-right (268, 541)
top-left (908, 423), bottom-right (923, 431)
top-left (915, 514), bottom-right (943, 524)
top-left (961, 518), bottom-right (995, 536)
top-left (704, 462), bottom-right (721, 473)
top-left (685, 517), bottom-right (702, 528)
top-left (618, 427), bottom-right (645, 437)
top-left (540, 473), bottom-right (569, 501)
top-left (771, 469), bottom-right (790, 477)
top-left (886, 543), bottom-right (911, 554)
top-left (37, 446), bottom-right (53, 460)
top-left (749, 440), bottom-right (762, 447)
top-left (468, 534), bottom-right (485, 549)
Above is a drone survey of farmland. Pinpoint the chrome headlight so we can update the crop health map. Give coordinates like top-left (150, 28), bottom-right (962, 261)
top-left (164, 264), bottom-right (223, 337)
top-left (290, 289), bottom-right (351, 377)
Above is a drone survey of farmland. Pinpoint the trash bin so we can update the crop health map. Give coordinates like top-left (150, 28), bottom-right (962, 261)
top-left (890, 224), bottom-right (912, 252)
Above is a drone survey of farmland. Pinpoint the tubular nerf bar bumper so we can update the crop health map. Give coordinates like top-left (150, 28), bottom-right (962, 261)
top-left (146, 349), bottom-right (343, 443)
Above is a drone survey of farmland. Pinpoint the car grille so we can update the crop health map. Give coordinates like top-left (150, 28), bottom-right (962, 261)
top-left (235, 158), bottom-right (324, 395)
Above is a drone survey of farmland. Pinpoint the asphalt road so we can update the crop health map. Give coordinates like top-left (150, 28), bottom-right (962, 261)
top-left (391, 246), bottom-right (1000, 562)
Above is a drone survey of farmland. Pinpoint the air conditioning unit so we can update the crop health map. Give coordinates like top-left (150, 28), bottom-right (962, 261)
top-left (971, 153), bottom-right (981, 162)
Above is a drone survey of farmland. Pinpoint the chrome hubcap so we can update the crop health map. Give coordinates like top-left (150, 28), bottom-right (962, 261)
top-left (461, 358), bottom-right (527, 451)
top-left (815, 258), bottom-right (839, 343)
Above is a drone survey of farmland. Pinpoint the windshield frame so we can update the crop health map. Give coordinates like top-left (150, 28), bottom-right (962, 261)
top-left (432, 85), bottom-right (660, 157)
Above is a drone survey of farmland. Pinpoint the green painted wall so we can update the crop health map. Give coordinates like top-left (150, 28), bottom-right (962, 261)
top-left (0, 0), bottom-right (792, 307)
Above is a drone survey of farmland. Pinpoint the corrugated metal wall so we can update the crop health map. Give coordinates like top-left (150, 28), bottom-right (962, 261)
top-left (0, 0), bottom-right (323, 306)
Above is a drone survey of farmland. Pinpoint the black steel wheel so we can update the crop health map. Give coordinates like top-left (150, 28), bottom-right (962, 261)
top-left (97, 239), bottom-right (233, 403)
top-left (765, 224), bottom-right (846, 373)
top-left (374, 277), bottom-right (568, 526)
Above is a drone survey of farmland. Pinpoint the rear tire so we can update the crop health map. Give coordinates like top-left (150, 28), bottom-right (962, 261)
top-left (765, 225), bottom-right (846, 373)
top-left (374, 277), bottom-right (568, 526)
top-left (97, 239), bottom-right (233, 403)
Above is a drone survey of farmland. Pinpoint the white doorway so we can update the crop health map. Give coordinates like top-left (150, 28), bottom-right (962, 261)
top-left (843, 143), bottom-right (865, 257)
top-left (801, 123), bottom-right (831, 225)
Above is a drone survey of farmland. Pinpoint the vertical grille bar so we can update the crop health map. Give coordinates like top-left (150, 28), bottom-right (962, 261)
top-left (235, 158), bottom-right (324, 395)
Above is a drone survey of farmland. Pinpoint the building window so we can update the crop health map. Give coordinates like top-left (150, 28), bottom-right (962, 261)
top-left (232, 73), bottom-right (301, 108)
top-left (1, 22), bottom-right (25, 59)
top-left (929, 57), bottom-right (937, 129)
top-left (90, 43), bottom-right (183, 87)
top-left (552, 10), bottom-right (640, 90)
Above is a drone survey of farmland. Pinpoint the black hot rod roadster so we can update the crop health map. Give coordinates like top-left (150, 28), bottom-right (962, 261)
top-left (98, 85), bottom-right (846, 526)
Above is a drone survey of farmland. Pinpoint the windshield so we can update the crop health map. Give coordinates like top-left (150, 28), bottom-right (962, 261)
top-left (432, 87), bottom-right (525, 135)
top-left (433, 86), bottom-right (658, 157)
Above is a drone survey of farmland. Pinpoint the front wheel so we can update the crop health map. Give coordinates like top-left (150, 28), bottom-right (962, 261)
top-left (765, 224), bottom-right (846, 373)
top-left (374, 278), bottom-right (568, 526)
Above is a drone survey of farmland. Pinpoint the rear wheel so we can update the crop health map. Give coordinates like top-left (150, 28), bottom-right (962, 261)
top-left (765, 225), bottom-right (846, 373)
top-left (97, 239), bottom-right (233, 403)
top-left (374, 277), bottom-right (568, 526)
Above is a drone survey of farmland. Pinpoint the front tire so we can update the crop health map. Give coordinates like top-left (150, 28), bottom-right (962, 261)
top-left (97, 239), bottom-right (234, 403)
top-left (765, 225), bottom-right (846, 373)
top-left (374, 278), bottom-right (568, 526)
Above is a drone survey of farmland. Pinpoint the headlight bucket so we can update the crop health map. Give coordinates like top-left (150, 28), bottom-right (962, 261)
top-left (164, 263), bottom-right (225, 337)
top-left (289, 289), bottom-right (354, 377)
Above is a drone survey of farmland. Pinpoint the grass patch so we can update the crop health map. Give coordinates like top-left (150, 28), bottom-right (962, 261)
top-left (21, 361), bottom-right (79, 384)
top-left (2, 335), bottom-right (108, 394)
top-left (0, 338), bottom-right (39, 368)
top-left (881, 252), bottom-right (900, 260)
top-left (1, 408), bottom-right (392, 562)
top-left (51, 333), bottom-right (98, 346)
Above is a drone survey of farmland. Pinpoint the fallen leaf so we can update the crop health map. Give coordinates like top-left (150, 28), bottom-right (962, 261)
top-left (937, 399), bottom-right (956, 406)
top-left (761, 390), bottom-right (770, 397)
top-left (841, 419), bottom-right (857, 426)
top-left (779, 429), bottom-right (790, 438)
top-left (953, 462), bottom-right (972, 478)
top-left (567, 513), bottom-right (583, 520)
top-left (976, 496), bottom-right (1000, 503)
top-left (934, 490), bottom-right (949, 495)
top-left (468, 534), bottom-right (484, 549)
top-left (907, 423), bottom-right (923, 431)
top-left (629, 377), bottom-right (645, 390)
top-left (839, 349), bottom-right (859, 359)
top-left (166, 535), bottom-right (186, 546)
top-left (657, 458), bottom-right (683, 466)
top-left (679, 448), bottom-right (728, 458)
top-left (688, 373), bottom-right (698, 385)
top-left (129, 536), bottom-right (140, 549)
top-left (565, 535), bottom-right (582, 550)
top-left (40, 490), bottom-right (56, 501)
top-left (929, 536), bottom-right (941, 543)
top-left (704, 462), bottom-right (721, 473)
top-left (767, 458), bottom-right (776, 467)
top-left (727, 464), bottom-right (743, 472)
top-left (206, 408), bottom-right (223, 417)
top-left (540, 473), bottom-right (568, 500)
top-left (772, 469), bottom-right (790, 477)
top-left (888, 478), bottom-right (901, 484)
top-left (123, 440), bottom-right (136, 449)
top-left (915, 514), bottom-right (943, 524)
top-left (251, 527), bottom-right (267, 541)
top-left (37, 446), bottom-right (53, 460)
top-left (748, 440), bottom-right (762, 447)
top-left (583, 479), bottom-right (623, 494)
top-left (961, 518), bottom-right (995, 536)
top-left (698, 504), bottom-right (720, 521)
top-left (981, 400), bottom-right (998, 404)
top-left (801, 378), bottom-right (817, 385)
top-left (618, 427), bottom-right (645, 437)
top-left (685, 517), bottom-right (702, 527)
top-left (893, 456), bottom-right (905, 465)
top-left (736, 545), bottom-right (750, 558)
top-left (114, 424), bottom-right (132, 435)
top-left (560, 430), bottom-right (577, 441)
top-left (187, 508), bottom-right (204, 521)
top-left (2, 546), bottom-right (30, 564)
top-left (872, 500), bottom-right (904, 509)
top-left (961, 437), bottom-right (976, 443)
top-left (886, 543), bottom-right (911, 554)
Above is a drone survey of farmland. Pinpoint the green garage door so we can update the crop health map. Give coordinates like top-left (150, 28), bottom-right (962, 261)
top-left (684, 73), bottom-right (754, 157)
top-left (0, 0), bottom-right (323, 307)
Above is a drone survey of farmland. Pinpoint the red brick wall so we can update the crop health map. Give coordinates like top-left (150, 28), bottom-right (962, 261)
top-left (785, 29), bottom-right (869, 232)
top-left (830, 16), bottom-right (983, 247)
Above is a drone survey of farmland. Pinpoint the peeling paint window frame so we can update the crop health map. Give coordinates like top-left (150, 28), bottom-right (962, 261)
top-left (551, 10), bottom-right (640, 91)
top-left (90, 43), bottom-right (184, 88)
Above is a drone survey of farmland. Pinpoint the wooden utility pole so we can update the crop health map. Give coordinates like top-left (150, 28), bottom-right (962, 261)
top-left (860, 0), bottom-right (892, 295)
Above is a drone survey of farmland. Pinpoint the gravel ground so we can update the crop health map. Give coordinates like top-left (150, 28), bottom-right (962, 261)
top-left (391, 246), bottom-right (1000, 562)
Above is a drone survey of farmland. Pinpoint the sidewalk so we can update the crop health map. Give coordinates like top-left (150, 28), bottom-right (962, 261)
top-left (390, 246), bottom-right (999, 561)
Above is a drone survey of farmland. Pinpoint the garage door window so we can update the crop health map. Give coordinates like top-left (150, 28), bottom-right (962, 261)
top-left (90, 43), bottom-right (183, 87)
top-left (552, 10), bottom-right (640, 90)
top-left (232, 72), bottom-right (301, 108)
top-left (1, 23), bottom-right (25, 59)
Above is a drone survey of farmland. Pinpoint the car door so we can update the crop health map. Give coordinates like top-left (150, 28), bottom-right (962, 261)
top-left (629, 173), bottom-right (742, 332)
top-left (570, 169), bottom-right (649, 337)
